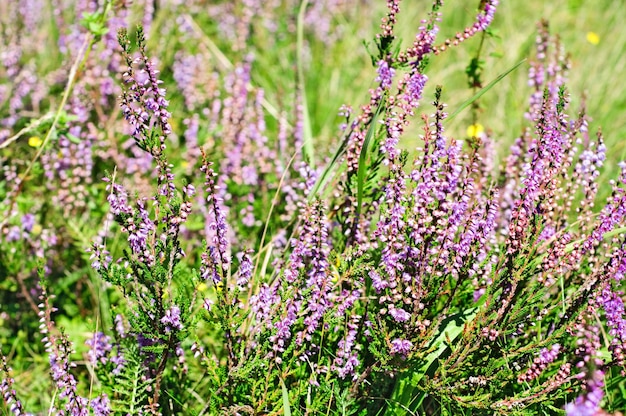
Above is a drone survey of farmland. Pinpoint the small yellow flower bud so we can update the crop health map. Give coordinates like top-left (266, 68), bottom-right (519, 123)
top-left (28, 136), bottom-right (43, 147)
top-left (586, 32), bottom-right (600, 45)
top-left (466, 123), bottom-right (485, 138)
top-left (31, 224), bottom-right (43, 236)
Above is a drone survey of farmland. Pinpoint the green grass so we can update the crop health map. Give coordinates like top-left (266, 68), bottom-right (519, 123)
top-left (244, 0), bottom-right (626, 176)
top-left (3, 1), bottom-right (626, 413)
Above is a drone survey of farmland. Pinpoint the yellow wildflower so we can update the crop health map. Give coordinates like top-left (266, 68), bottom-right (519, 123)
top-left (586, 32), bottom-right (600, 45)
top-left (28, 136), bottom-right (43, 147)
top-left (466, 123), bottom-right (485, 138)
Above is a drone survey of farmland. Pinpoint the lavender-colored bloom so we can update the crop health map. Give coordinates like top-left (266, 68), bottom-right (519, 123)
top-left (128, 198), bottom-right (154, 260)
top-left (105, 181), bottom-right (132, 216)
top-left (382, 117), bottom-right (403, 160)
top-left (297, 162), bottom-right (318, 194)
top-left (200, 247), bottom-right (221, 284)
top-left (21, 214), bottom-right (35, 233)
top-left (597, 284), bottom-right (626, 366)
top-left (389, 307), bottom-right (411, 322)
top-left (118, 26), bottom-right (171, 152)
top-left (161, 305), bottom-right (183, 333)
top-left (390, 338), bottom-right (413, 356)
top-left (518, 344), bottom-right (561, 383)
top-left (507, 90), bottom-right (569, 254)
top-left (475, 0), bottom-right (498, 31)
top-left (109, 348), bottom-right (126, 376)
top-left (6, 226), bottom-right (21, 242)
top-left (565, 369), bottom-right (604, 416)
top-left (402, 72), bottom-right (428, 110)
top-left (176, 344), bottom-right (188, 373)
top-left (87, 243), bottom-right (113, 271)
top-left (271, 299), bottom-right (301, 354)
top-left (237, 250), bottom-right (253, 287)
top-left (376, 60), bottom-right (395, 89)
top-left (85, 332), bottom-right (112, 366)
top-left (369, 269), bottom-right (388, 292)
top-left (375, 167), bottom-right (407, 282)
top-left (582, 187), bottom-right (626, 254)
top-left (1, 358), bottom-right (30, 416)
top-left (334, 319), bottom-right (360, 379)
top-left (201, 160), bottom-right (230, 273)
top-left (90, 394), bottom-right (111, 416)
top-left (114, 314), bottom-right (126, 338)
top-left (46, 335), bottom-right (90, 415)
top-left (614, 245), bottom-right (626, 283)
top-left (183, 184), bottom-right (196, 197)
top-left (250, 283), bottom-right (279, 326)
top-left (296, 203), bottom-right (334, 345)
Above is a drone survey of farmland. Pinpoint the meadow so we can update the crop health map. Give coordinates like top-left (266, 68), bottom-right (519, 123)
top-left (2, 0), bottom-right (626, 414)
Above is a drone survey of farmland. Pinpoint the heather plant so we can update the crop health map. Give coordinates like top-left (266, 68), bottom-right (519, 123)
top-left (2, 0), bottom-right (626, 415)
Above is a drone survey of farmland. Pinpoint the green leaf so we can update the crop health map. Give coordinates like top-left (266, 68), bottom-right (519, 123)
top-left (387, 307), bottom-right (479, 415)
top-left (80, 12), bottom-right (109, 37)
top-left (66, 133), bottom-right (81, 144)
top-left (356, 99), bottom-right (384, 222)
top-left (280, 377), bottom-right (292, 416)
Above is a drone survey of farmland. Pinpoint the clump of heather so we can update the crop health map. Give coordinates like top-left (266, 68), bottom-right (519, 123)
top-left (3, 0), bottom-right (626, 415)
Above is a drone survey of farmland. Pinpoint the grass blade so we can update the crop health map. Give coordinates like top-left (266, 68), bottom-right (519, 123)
top-left (280, 378), bottom-right (292, 416)
top-left (297, 0), bottom-right (315, 166)
top-left (446, 59), bottom-right (526, 121)
top-left (356, 99), bottom-right (384, 221)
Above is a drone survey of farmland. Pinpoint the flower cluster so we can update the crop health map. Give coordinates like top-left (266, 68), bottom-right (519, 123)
top-left (5, 1), bottom-right (626, 415)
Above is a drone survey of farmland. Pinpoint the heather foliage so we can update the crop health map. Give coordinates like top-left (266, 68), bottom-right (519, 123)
top-left (1, 0), bottom-right (626, 415)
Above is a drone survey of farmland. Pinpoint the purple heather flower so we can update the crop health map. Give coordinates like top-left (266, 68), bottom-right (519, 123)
top-left (389, 307), bottom-right (411, 322)
top-left (334, 319), bottom-right (361, 379)
top-left (518, 344), bottom-right (561, 383)
top-left (402, 72), bottom-right (427, 111)
top-left (87, 243), bottom-right (113, 271)
top-left (390, 338), bottom-right (413, 356)
top-left (201, 159), bottom-right (231, 273)
top-left (118, 27), bottom-right (171, 152)
top-left (85, 332), bottom-right (112, 366)
top-left (271, 298), bottom-right (300, 354)
top-left (1, 357), bottom-right (30, 416)
top-left (597, 284), bottom-right (626, 366)
top-left (128, 198), bottom-right (155, 260)
top-left (237, 250), bottom-right (253, 287)
top-left (376, 60), bottom-right (395, 89)
top-left (6, 226), bottom-right (21, 242)
top-left (582, 187), bottom-right (626, 254)
top-left (369, 269), bottom-right (388, 292)
top-left (250, 283), bottom-right (279, 326)
top-left (90, 394), bottom-right (111, 416)
top-left (161, 305), bottom-right (183, 332)
top-left (105, 181), bottom-right (132, 216)
top-left (296, 203), bottom-right (334, 345)
top-left (114, 314), bottom-right (126, 338)
top-left (565, 369), bottom-right (604, 416)
top-left (475, 0), bottom-right (498, 31)
top-left (376, 166), bottom-right (407, 282)
top-left (46, 334), bottom-right (90, 415)
top-left (110, 348), bottom-right (126, 376)
top-left (200, 247), bottom-right (221, 284)
top-left (614, 246), bottom-right (626, 283)
top-left (21, 214), bottom-right (35, 233)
